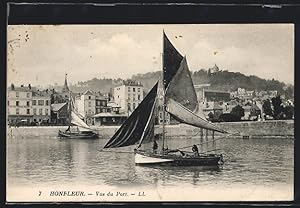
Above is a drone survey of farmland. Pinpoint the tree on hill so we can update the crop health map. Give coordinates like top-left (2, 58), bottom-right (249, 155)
top-left (271, 96), bottom-right (284, 119)
top-left (230, 105), bottom-right (244, 121)
top-left (262, 99), bottom-right (273, 118)
top-left (283, 105), bottom-right (294, 119)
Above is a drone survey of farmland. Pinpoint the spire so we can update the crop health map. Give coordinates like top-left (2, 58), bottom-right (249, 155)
top-left (62, 73), bottom-right (70, 93)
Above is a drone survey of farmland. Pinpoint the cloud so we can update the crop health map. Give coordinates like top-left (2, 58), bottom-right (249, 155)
top-left (7, 24), bottom-right (294, 87)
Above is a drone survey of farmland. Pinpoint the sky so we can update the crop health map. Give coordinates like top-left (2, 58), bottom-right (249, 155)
top-left (7, 24), bottom-right (294, 87)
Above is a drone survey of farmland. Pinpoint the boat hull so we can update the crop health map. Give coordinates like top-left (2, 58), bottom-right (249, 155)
top-left (58, 130), bottom-right (99, 139)
top-left (135, 151), bottom-right (222, 166)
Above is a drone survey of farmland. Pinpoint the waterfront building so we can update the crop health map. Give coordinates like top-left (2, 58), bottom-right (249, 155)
top-left (93, 112), bottom-right (128, 126)
top-left (107, 102), bottom-right (121, 114)
top-left (202, 89), bottom-right (231, 103)
top-left (95, 93), bottom-right (110, 114)
top-left (32, 90), bottom-right (51, 124)
top-left (75, 90), bottom-right (96, 125)
top-left (113, 80), bottom-right (143, 115)
top-left (7, 84), bottom-right (33, 125)
top-left (51, 102), bottom-right (68, 125)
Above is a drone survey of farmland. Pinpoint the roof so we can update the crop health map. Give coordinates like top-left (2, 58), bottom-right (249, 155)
top-left (93, 112), bottom-right (127, 118)
top-left (51, 102), bottom-right (67, 111)
top-left (8, 86), bottom-right (32, 92)
top-left (83, 90), bottom-right (94, 96)
top-left (107, 102), bottom-right (120, 108)
top-left (32, 90), bottom-right (51, 97)
top-left (204, 89), bottom-right (230, 94)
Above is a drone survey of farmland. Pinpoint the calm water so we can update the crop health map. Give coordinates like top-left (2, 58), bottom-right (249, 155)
top-left (7, 127), bottom-right (294, 200)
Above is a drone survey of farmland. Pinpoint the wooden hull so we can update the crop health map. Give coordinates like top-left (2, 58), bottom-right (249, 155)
top-left (135, 150), bottom-right (223, 166)
top-left (58, 130), bottom-right (99, 139)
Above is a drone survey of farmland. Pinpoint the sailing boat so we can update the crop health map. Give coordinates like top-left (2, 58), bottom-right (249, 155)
top-left (58, 92), bottom-right (99, 139)
top-left (103, 32), bottom-right (229, 166)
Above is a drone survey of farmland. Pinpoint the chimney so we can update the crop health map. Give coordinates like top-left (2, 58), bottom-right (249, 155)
top-left (28, 84), bottom-right (31, 89)
top-left (11, 83), bottom-right (15, 90)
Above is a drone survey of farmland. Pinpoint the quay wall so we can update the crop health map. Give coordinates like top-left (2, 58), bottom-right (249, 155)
top-left (7, 120), bottom-right (294, 139)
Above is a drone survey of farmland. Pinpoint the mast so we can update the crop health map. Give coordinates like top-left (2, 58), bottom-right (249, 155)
top-left (162, 31), bottom-right (166, 152)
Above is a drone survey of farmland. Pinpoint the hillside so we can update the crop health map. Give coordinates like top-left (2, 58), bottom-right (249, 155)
top-left (50, 69), bottom-right (294, 99)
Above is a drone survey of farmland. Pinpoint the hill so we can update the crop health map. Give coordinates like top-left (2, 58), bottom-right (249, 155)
top-left (50, 69), bottom-right (294, 99)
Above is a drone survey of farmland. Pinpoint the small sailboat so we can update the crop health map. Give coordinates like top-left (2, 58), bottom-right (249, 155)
top-left (103, 32), bottom-right (230, 166)
top-left (58, 92), bottom-right (99, 139)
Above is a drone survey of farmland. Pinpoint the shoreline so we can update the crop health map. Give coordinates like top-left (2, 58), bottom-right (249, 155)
top-left (7, 120), bottom-right (294, 139)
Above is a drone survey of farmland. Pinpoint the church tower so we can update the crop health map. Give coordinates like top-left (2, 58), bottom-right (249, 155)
top-left (62, 73), bottom-right (70, 93)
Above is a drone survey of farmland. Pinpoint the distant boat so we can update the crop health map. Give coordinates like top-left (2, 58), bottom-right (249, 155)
top-left (58, 92), bottom-right (99, 139)
top-left (103, 32), bottom-right (230, 166)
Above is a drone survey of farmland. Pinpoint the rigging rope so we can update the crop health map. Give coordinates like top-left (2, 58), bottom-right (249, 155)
top-left (176, 132), bottom-right (239, 150)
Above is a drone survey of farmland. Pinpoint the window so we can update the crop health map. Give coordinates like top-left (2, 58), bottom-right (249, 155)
top-left (16, 92), bottom-right (19, 97)
top-left (32, 100), bottom-right (36, 105)
top-left (133, 103), bottom-right (136, 110)
top-left (39, 109), bottom-right (43, 115)
top-left (88, 109), bottom-right (91, 115)
top-left (103, 118), bottom-right (106, 122)
top-left (128, 87), bottom-right (131, 92)
top-left (33, 109), bottom-right (36, 115)
top-left (89, 96), bottom-right (91, 100)
top-left (27, 109), bottom-right (30, 114)
top-left (45, 109), bottom-right (49, 115)
top-left (38, 100), bottom-right (44, 106)
top-left (16, 101), bottom-right (19, 106)
top-left (46, 100), bottom-right (49, 106)
top-left (133, 96), bottom-right (135, 101)
top-left (138, 95), bottom-right (141, 100)
top-left (128, 103), bottom-right (131, 111)
top-left (138, 88), bottom-right (140, 92)
top-left (27, 93), bottom-right (30, 98)
top-left (7, 101), bottom-right (9, 106)
top-left (97, 101), bottom-right (100, 106)
top-left (133, 88), bottom-right (135, 92)
top-left (27, 101), bottom-right (30, 106)
top-left (88, 101), bottom-right (91, 107)
top-left (16, 108), bottom-right (19, 115)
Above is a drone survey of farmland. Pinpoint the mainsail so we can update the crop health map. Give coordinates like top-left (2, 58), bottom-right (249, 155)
top-left (103, 82), bottom-right (158, 148)
top-left (68, 92), bottom-right (93, 132)
top-left (163, 31), bottom-right (184, 89)
top-left (163, 33), bottom-right (228, 133)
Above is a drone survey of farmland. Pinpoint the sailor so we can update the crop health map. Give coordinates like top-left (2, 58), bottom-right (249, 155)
top-left (192, 145), bottom-right (199, 157)
top-left (65, 126), bottom-right (71, 133)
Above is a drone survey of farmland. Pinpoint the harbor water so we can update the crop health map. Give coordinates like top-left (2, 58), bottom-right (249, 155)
top-left (7, 127), bottom-right (294, 201)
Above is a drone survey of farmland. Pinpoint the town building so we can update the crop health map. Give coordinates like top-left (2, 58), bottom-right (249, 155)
top-left (75, 90), bottom-right (96, 125)
top-left (93, 112), bottom-right (127, 126)
top-left (51, 102), bottom-right (69, 125)
top-left (7, 84), bottom-right (33, 125)
top-left (95, 93), bottom-right (110, 114)
top-left (113, 80), bottom-right (143, 115)
top-left (32, 90), bottom-right (51, 124)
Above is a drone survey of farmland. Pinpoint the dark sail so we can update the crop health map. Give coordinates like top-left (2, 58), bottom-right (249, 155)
top-left (103, 82), bottom-right (158, 148)
top-left (165, 56), bottom-right (198, 112)
top-left (163, 31), bottom-right (183, 89)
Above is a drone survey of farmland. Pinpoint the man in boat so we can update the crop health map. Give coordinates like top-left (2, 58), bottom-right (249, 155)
top-left (192, 145), bottom-right (199, 157)
top-left (65, 126), bottom-right (71, 133)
